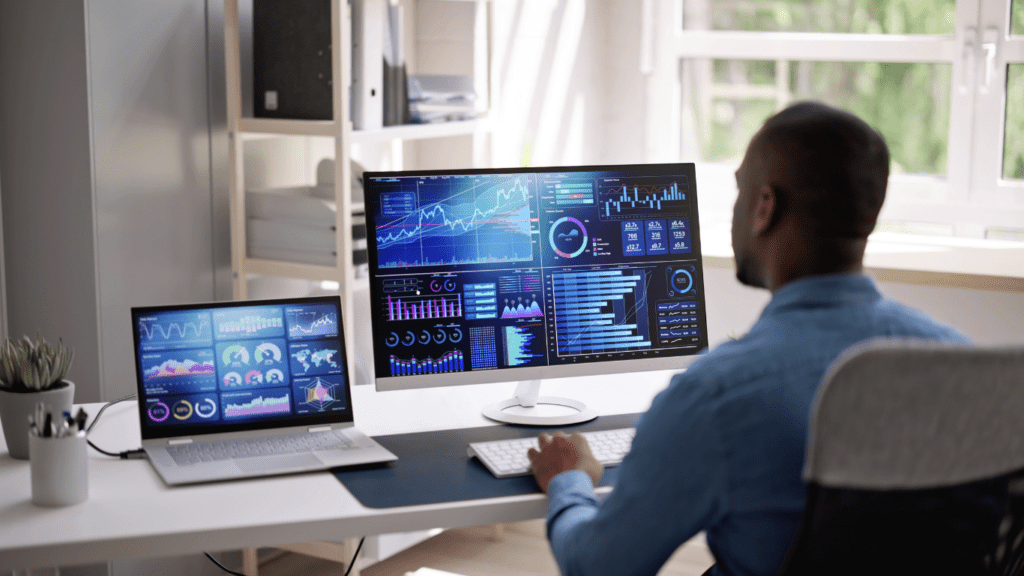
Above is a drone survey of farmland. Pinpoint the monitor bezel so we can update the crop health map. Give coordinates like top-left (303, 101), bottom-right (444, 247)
top-left (363, 162), bottom-right (708, 392)
top-left (131, 295), bottom-right (355, 441)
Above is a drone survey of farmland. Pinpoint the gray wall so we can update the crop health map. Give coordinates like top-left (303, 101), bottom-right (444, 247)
top-left (86, 0), bottom-right (226, 400)
top-left (0, 0), bottom-right (230, 403)
top-left (0, 1), bottom-right (104, 399)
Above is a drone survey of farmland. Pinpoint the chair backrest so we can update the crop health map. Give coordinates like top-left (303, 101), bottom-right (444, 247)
top-left (778, 339), bottom-right (1024, 576)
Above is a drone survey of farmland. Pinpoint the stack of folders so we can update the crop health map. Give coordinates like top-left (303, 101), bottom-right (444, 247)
top-left (383, 2), bottom-right (410, 126)
top-left (408, 74), bottom-right (477, 124)
top-left (245, 159), bottom-right (368, 273)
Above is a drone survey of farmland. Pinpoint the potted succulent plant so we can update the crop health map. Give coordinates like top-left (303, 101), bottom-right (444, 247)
top-left (0, 333), bottom-right (75, 459)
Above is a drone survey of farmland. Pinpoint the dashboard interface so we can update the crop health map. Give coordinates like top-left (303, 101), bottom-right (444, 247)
top-left (365, 164), bottom-right (708, 383)
top-left (131, 297), bottom-right (354, 439)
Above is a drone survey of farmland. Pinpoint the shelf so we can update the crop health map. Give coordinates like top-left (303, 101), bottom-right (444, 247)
top-left (351, 118), bottom-right (490, 144)
top-left (237, 117), bottom-right (341, 138)
top-left (241, 258), bottom-right (348, 283)
top-left (235, 118), bottom-right (490, 144)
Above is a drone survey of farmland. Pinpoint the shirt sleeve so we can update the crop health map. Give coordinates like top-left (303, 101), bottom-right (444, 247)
top-left (545, 372), bottom-right (728, 576)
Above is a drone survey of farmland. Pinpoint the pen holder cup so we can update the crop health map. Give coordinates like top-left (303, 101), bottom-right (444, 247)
top-left (29, 432), bottom-right (88, 506)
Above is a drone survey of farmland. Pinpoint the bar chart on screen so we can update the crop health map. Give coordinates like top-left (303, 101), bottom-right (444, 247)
top-left (598, 177), bottom-right (688, 220)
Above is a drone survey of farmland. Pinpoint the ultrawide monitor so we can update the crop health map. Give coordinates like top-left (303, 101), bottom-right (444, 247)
top-left (364, 163), bottom-right (709, 424)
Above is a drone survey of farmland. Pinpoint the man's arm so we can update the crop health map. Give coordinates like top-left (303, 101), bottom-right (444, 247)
top-left (528, 378), bottom-right (728, 576)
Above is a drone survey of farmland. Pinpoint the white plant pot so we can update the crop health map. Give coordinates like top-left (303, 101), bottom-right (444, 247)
top-left (0, 381), bottom-right (75, 460)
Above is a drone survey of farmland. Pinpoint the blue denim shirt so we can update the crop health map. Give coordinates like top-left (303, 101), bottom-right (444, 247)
top-left (546, 274), bottom-right (969, 576)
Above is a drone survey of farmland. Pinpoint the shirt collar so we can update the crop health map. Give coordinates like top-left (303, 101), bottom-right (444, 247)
top-left (759, 273), bottom-right (882, 318)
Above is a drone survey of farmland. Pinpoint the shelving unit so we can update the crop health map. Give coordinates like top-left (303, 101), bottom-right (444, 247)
top-left (224, 1), bottom-right (354, 358)
top-left (222, 1), bottom-right (492, 572)
top-left (224, 0), bottom-right (492, 336)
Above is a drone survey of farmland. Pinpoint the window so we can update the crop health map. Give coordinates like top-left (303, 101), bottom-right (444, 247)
top-left (683, 59), bottom-right (952, 175)
top-left (650, 0), bottom-right (1024, 239)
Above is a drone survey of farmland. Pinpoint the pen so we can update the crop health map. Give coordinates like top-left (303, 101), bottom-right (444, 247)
top-left (35, 403), bottom-right (45, 433)
top-left (74, 407), bottom-right (88, 432)
top-left (43, 412), bottom-right (52, 438)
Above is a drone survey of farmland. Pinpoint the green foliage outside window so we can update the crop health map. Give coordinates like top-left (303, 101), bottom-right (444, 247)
top-left (1005, 64), bottom-right (1024, 180)
top-left (1004, 2), bottom-right (1023, 180)
top-left (693, 1), bottom-right (958, 175)
top-left (701, 61), bottom-right (951, 175)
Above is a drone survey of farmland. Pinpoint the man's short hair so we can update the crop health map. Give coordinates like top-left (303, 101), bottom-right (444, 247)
top-left (758, 102), bottom-right (890, 238)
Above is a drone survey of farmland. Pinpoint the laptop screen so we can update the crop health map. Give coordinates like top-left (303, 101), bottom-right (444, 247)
top-left (131, 296), bottom-right (355, 441)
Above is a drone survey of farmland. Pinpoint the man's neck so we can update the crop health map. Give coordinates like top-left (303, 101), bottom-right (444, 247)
top-left (766, 231), bottom-right (867, 293)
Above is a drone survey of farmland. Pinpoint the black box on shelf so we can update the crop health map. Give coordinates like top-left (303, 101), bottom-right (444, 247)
top-left (253, 0), bottom-right (333, 120)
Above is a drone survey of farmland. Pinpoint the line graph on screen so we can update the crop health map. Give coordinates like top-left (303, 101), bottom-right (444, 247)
top-left (375, 176), bottom-right (536, 268)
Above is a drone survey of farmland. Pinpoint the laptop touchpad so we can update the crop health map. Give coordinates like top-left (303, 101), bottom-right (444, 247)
top-left (236, 453), bottom-right (322, 474)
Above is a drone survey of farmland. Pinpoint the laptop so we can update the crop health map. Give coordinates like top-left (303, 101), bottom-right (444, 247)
top-left (130, 295), bottom-right (397, 485)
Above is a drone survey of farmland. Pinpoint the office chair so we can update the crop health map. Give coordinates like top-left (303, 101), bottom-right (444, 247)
top-left (777, 339), bottom-right (1024, 576)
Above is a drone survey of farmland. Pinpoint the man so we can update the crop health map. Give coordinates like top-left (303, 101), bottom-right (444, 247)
top-left (527, 102), bottom-right (969, 576)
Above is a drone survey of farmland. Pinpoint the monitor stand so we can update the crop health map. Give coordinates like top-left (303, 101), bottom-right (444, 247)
top-left (481, 380), bottom-right (598, 426)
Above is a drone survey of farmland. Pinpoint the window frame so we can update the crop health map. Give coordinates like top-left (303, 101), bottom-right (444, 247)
top-left (646, 0), bottom-right (1024, 239)
top-left (971, 0), bottom-right (1024, 199)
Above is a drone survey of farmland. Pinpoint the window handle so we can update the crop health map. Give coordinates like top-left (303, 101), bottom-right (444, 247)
top-left (981, 26), bottom-right (1000, 92)
top-left (960, 26), bottom-right (977, 94)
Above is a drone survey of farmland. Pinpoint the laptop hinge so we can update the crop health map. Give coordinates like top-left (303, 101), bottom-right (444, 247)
top-left (168, 438), bottom-right (193, 445)
top-left (308, 425), bottom-right (332, 433)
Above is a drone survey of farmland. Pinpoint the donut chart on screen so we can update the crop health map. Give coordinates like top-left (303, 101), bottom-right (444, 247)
top-left (548, 217), bottom-right (588, 258)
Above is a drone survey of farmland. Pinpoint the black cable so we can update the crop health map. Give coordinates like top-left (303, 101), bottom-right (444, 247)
top-left (86, 439), bottom-right (121, 457)
top-left (343, 537), bottom-right (365, 576)
top-left (84, 393), bottom-right (144, 458)
top-left (203, 552), bottom-right (247, 576)
top-left (201, 537), bottom-right (363, 576)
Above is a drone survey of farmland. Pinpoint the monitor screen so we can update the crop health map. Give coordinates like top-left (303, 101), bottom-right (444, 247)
top-left (364, 163), bottom-right (708, 392)
top-left (130, 296), bottom-right (354, 440)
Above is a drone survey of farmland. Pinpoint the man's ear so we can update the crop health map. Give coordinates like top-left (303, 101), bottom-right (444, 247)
top-left (751, 184), bottom-right (777, 237)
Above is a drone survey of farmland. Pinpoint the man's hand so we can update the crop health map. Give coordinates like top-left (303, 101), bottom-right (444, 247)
top-left (527, 431), bottom-right (604, 493)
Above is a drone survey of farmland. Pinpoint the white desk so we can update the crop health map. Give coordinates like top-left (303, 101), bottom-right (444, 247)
top-left (0, 373), bottom-right (674, 571)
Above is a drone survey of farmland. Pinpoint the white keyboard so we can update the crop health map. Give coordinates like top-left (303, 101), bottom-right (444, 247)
top-left (467, 428), bottom-right (636, 478)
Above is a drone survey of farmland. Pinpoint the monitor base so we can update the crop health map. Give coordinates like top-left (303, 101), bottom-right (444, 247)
top-left (481, 380), bottom-right (598, 426)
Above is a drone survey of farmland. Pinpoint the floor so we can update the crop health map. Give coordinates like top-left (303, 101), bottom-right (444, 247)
top-left (255, 520), bottom-right (715, 576)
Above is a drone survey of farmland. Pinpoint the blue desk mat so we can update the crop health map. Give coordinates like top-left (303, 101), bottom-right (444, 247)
top-left (332, 413), bottom-right (642, 509)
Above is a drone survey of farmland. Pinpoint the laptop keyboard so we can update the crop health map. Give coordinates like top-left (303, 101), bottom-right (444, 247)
top-left (166, 430), bottom-right (357, 466)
